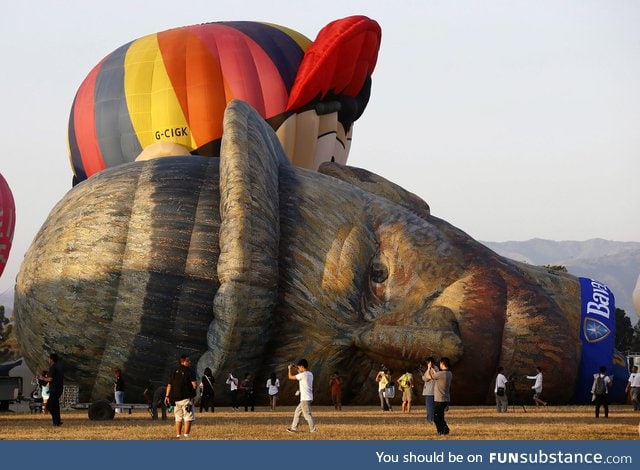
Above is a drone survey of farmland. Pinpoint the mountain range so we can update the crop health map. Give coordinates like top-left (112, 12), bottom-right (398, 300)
top-left (481, 238), bottom-right (640, 320)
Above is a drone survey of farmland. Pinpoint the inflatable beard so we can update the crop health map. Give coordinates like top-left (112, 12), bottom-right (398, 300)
top-left (16, 101), bottom-right (585, 405)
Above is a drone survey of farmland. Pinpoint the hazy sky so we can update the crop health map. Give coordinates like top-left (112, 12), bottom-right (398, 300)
top-left (1, 0), bottom-right (639, 294)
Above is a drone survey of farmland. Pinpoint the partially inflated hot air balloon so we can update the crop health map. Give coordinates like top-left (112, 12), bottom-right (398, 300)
top-left (0, 173), bottom-right (16, 278)
top-left (68, 16), bottom-right (381, 184)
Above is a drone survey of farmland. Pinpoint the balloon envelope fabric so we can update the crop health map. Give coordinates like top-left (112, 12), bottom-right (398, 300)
top-left (0, 172), bottom-right (15, 278)
top-left (68, 21), bottom-right (312, 182)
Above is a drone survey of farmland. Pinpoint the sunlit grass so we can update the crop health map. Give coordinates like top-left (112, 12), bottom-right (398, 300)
top-left (1, 405), bottom-right (638, 440)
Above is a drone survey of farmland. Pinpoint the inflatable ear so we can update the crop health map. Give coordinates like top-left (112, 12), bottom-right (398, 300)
top-left (199, 100), bottom-right (289, 376)
top-left (318, 162), bottom-right (431, 221)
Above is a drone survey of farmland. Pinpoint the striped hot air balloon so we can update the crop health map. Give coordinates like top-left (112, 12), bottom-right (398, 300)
top-left (0, 173), bottom-right (16, 278)
top-left (68, 16), bottom-right (381, 184)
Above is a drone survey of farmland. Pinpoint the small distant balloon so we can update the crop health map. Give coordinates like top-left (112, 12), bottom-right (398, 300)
top-left (0, 173), bottom-right (16, 278)
top-left (68, 16), bottom-right (381, 184)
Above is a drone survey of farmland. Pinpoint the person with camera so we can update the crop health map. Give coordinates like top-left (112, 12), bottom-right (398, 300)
top-left (165, 354), bottom-right (197, 438)
top-left (428, 357), bottom-right (452, 436)
top-left (286, 359), bottom-right (316, 433)
top-left (375, 366), bottom-right (392, 411)
top-left (226, 372), bottom-right (240, 410)
top-left (422, 357), bottom-right (438, 422)
top-left (494, 366), bottom-right (509, 412)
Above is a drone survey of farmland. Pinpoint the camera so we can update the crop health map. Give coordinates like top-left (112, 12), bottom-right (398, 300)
top-left (185, 403), bottom-right (193, 413)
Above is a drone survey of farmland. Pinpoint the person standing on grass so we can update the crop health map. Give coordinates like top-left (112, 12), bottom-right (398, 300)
top-left (286, 359), bottom-right (316, 433)
top-left (144, 381), bottom-right (167, 420)
top-left (113, 368), bottom-right (125, 413)
top-left (525, 366), bottom-right (548, 406)
top-left (329, 371), bottom-right (343, 411)
top-left (422, 357), bottom-right (438, 422)
top-left (164, 355), bottom-right (197, 439)
top-left (241, 373), bottom-right (255, 411)
top-left (625, 365), bottom-right (640, 411)
top-left (199, 367), bottom-right (215, 413)
top-left (494, 366), bottom-right (509, 413)
top-left (591, 365), bottom-right (612, 418)
top-left (397, 368), bottom-right (414, 413)
top-left (39, 352), bottom-right (64, 426)
top-left (375, 366), bottom-right (392, 411)
top-left (226, 372), bottom-right (240, 410)
top-left (266, 372), bottom-right (280, 410)
top-left (38, 371), bottom-right (50, 415)
top-left (429, 357), bottom-right (452, 436)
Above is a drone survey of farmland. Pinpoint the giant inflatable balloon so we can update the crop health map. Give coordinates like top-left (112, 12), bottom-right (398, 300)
top-left (68, 16), bottom-right (381, 184)
top-left (0, 173), bottom-right (16, 278)
top-left (15, 101), bottom-right (614, 405)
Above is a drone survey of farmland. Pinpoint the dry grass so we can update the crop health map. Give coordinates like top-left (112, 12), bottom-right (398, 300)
top-left (1, 405), bottom-right (639, 440)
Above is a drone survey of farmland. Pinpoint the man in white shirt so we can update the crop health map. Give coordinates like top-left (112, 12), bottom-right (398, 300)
top-left (494, 366), bottom-right (509, 412)
top-left (625, 365), bottom-right (640, 411)
top-left (225, 372), bottom-right (239, 410)
top-left (287, 359), bottom-right (316, 433)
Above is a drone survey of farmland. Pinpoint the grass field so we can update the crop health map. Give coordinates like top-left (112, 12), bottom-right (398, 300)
top-left (1, 405), bottom-right (639, 440)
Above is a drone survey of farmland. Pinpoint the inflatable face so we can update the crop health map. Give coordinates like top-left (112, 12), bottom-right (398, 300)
top-left (17, 101), bottom-right (582, 405)
top-left (68, 16), bottom-right (380, 184)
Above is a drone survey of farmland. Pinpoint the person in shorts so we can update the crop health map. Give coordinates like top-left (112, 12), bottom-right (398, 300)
top-left (164, 355), bottom-right (197, 438)
top-left (397, 368), bottom-right (414, 413)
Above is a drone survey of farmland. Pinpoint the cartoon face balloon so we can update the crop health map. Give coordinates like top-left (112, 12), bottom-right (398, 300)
top-left (0, 173), bottom-right (15, 278)
top-left (68, 16), bottom-right (381, 184)
top-left (19, 101), bottom-right (585, 406)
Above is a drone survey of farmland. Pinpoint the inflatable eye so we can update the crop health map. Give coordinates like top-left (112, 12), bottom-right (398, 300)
top-left (370, 261), bottom-right (389, 284)
top-left (361, 254), bottom-right (389, 317)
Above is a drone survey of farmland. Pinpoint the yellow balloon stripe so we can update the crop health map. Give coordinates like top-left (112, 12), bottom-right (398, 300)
top-left (124, 35), bottom-right (193, 151)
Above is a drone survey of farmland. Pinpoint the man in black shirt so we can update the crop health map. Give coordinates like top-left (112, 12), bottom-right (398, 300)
top-left (40, 352), bottom-right (64, 426)
top-left (144, 381), bottom-right (167, 420)
top-left (164, 355), bottom-right (197, 438)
